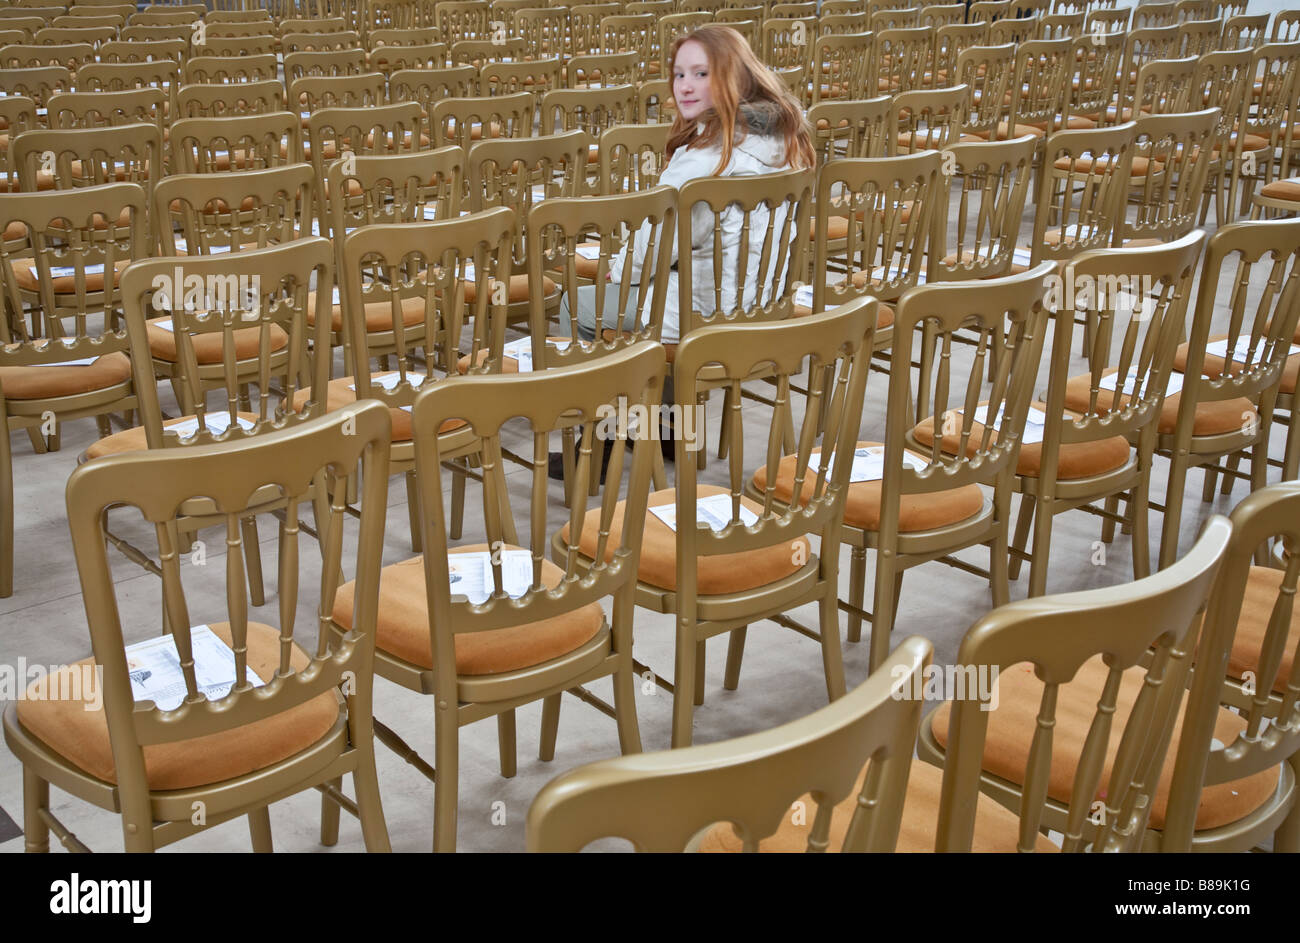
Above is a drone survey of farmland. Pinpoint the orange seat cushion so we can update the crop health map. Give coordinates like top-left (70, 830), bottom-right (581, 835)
top-left (83, 411), bottom-right (262, 459)
top-left (911, 400), bottom-right (1132, 480)
top-left (1226, 566), bottom-right (1300, 695)
top-left (12, 256), bottom-right (131, 293)
top-left (1259, 176), bottom-right (1300, 203)
top-left (0, 351), bottom-right (131, 400)
top-left (750, 440), bottom-right (984, 533)
top-left (14, 621), bottom-right (341, 791)
top-left (1173, 335), bottom-right (1300, 395)
top-left (928, 655), bottom-right (1282, 830)
top-left (560, 485), bottom-right (811, 595)
top-left (1063, 370), bottom-right (1256, 436)
top-left (145, 316), bottom-right (289, 363)
top-left (698, 760), bottom-right (1056, 852)
top-left (331, 545), bottom-right (605, 673)
top-left (462, 272), bottom-right (555, 304)
top-left (305, 289), bottom-right (428, 333)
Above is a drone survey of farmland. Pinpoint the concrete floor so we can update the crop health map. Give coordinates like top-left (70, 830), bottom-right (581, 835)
top-left (0, 201), bottom-right (1290, 853)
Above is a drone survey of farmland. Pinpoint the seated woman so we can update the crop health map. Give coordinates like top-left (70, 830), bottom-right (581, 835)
top-left (578, 24), bottom-right (816, 346)
top-left (553, 26), bottom-right (815, 479)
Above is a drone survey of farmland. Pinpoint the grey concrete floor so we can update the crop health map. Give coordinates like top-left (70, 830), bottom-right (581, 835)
top-left (0, 200), bottom-right (1289, 853)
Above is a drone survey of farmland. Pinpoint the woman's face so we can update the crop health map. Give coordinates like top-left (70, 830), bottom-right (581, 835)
top-left (672, 40), bottom-right (713, 123)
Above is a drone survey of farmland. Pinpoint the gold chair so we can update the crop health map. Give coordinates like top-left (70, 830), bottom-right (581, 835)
top-left (430, 91), bottom-right (533, 150)
top-left (928, 136), bottom-right (1036, 283)
top-left (890, 84), bottom-right (969, 153)
top-left (526, 637), bottom-right (935, 852)
top-left (565, 51), bottom-right (639, 88)
top-left (1155, 481), bottom-right (1300, 851)
top-left (1161, 219), bottom-right (1300, 568)
top-left (999, 232), bottom-right (1206, 596)
top-left (2, 400), bottom-right (394, 851)
top-left (169, 112), bottom-right (303, 174)
top-left (154, 164), bottom-right (314, 258)
top-left (950, 42), bottom-right (1015, 141)
top-left (183, 53), bottom-right (278, 84)
top-left (918, 516), bottom-right (1233, 851)
top-left (1121, 109), bottom-right (1219, 246)
top-left (368, 41), bottom-right (447, 72)
top-left (874, 26), bottom-right (932, 94)
top-left (332, 341), bottom-right (666, 851)
top-left (807, 95), bottom-right (891, 162)
top-left (842, 264), bottom-right (1055, 670)
top-left (596, 123), bottom-right (671, 194)
top-left (176, 79), bottom-right (285, 118)
top-left (285, 48), bottom-right (368, 82)
top-left (559, 298), bottom-right (878, 747)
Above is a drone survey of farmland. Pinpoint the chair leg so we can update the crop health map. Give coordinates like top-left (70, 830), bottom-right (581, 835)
top-left (846, 545), bottom-right (867, 644)
top-left (818, 591), bottom-right (847, 701)
top-left (1129, 482), bottom-right (1152, 581)
top-left (23, 768), bottom-right (48, 853)
top-left (1009, 493), bottom-right (1034, 581)
top-left (671, 629), bottom-right (698, 749)
top-left (432, 712), bottom-right (460, 853)
top-left (723, 626), bottom-right (747, 691)
top-left (1274, 758), bottom-right (1300, 853)
top-left (538, 693), bottom-right (561, 761)
top-left (497, 709), bottom-right (516, 779)
top-left (1, 414), bottom-right (12, 600)
top-left (240, 515), bottom-right (265, 608)
top-left (868, 552), bottom-right (899, 673)
top-left (1160, 453), bottom-right (1191, 570)
top-left (1027, 500), bottom-right (1055, 599)
top-left (405, 470), bottom-right (422, 554)
top-left (1201, 463), bottom-right (1220, 502)
top-left (989, 508), bottom-right (1011, 609)
top-left (1100, 493), bottom-right (1120, 543)
top-left (717, 386), bottom-right (731, 460)
top-left (694, 640), bottom-right (706, 706)
top-left (247, 806), bottom-right (273, 853)
top-left (611, 661), bottom-right (643, 755)
top-left (1221, 451), bottom-right (1243, 496)
top-left (320, 776), bottom-right (343, 846)
top-left (354, 750), bottom-right (393, 852)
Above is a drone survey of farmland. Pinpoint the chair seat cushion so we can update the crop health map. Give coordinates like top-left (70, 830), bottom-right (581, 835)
top-left (305, 289), bottom-right (427, 333)
top-left (13, 621), bottom-right (340, 791)
top-left (750, 440), bottom-right (984, 533)
top-left (290, 376), bottom-right (464, 442)
top-left (12, 256), bottom-right (131, 293)
top-left (84, 410), bottom-right (262, 459)
top-left (912, 401), bottom-right (1132, 480)
top-left (966, 121), bottom-right (1047, 140)
top-left (462, 272), bottom-right (556, 304)
top-left (560, 485), bottom-right (811, 595)
top-left (928, 655), bottom-right (1281, 830)
top-left (331, 545), bottom-right (605, 673)
top-left (1173, 335), bottom-right (1300, 395)
top-left (793, 299), bottom-right (893, 328)
top-left (697, 760), bottom-right (1056, 852)
top-left (0, 351), bottom-right (131, 400)
top-left (1063, 370), bottom-right (1256, 436)
top-left (1227, 566), bottom-right (1300, 695)
top-left (146, 316), bottom-right (289, 363)
top-left (1053, 154), bottom-right (1158, 176)
top-left (1259, 176), bottom-right (1300, 202)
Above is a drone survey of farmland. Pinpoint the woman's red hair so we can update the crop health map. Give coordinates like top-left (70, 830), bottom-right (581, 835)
top-left (666, 25), bottom-right (815, 176)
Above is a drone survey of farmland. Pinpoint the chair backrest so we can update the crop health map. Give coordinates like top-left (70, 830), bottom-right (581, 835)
top-left (516, 7), bottom-right (568, 59)
top-left (1123, 109), bottom-right (1219, 243)
top-left (430, 91), bottom-right (533, 150)
top-left (170, 112), bottom-right (302, 174)
top-left (1177, 17), bottom-right (1223, 58)
top-left (98, 38), bottom-right (188, 64)
top-left (929, 135), bottom-right (1036, 282)
top-left (1032, 123), bottom-right (1136, 264)
top-left (0, 96), bottom-right (38, 192)
top-left (540, 84), bottom-right (636, 139)
top-left (76, 58), bottom-right (180, 115)
top-left (407, 341), bottom-right (664, 707)
top-left (13, 123), bottom-right (161, 221)
top-left (62, 400), bottom-right (391, 826)
top-left (1045, 231), bottom-right (1205, 462)
top-left (894, 265), bottom-right (1054, 500)
top-left (466, 129), bottom-right (590, 259)
top-left (526, 186), bottom-right (677, 363)
top-left (155, 164), bottom-right (315, 256)
top-left (121, 237), bottom-right (333, 429)
top-left (437, 0), bottom-right (490, 45)
top-left (479, 57), bottom-right (564, 99)
top-left (0, 41), bottom-right (94, 70)
top-left (290, 72), bottom-right (387, 113)
top-left (0, 64), bottom-right (70, 106)
top-left (305, 101), bottom-right (425, 235)
top-left (339, 206), bottom-right (516, 395)
top-left (875, 25), bottom-right (932, 93)
top-left (676, 166), bottom-right (813, 335)
top-left (761, 17), bottom-right (817, 72)
top-left (953, 43), bottom-right (1015, 138)
top-left (921, 2), bottom-right (966, 29)
top-left (282, 29), bottom-right (363, 52)
top-left (811, 151), bottom-right (942, 313)
top-left (936, 516), bottom-right (1232, 851)
top-left (889, 84), bottom-right (968, 153)
top-left (1133, 1), bottom-right (1179, 30)
top-left (175, 79), bottom-right (284, 117)
top-left (1161, 482), bottom-right (1300, 848)
top-left (1007, 37), bottom-right (1073, 132)
top-left (1173, 218), bottom-right (1300, 428)
top-left (391, 65), bottom-right (476, 110)
top-left (1223, 13), bottom-right (1267, 50)
top-left (285, 48), bottom-right (368, 82)
top-left (566, 50), bottom-right (639, 88)
top-left (597, 122), bottom-right (671, 194)
top-left (45, 87), bottom-right (165, 133)
top-left (327, 146), bottom-right (464, 242)
top-left (1066, 31), bottom-right (1125, 128)
top-left (525, 636), bottom-right (932, 851)
top-left (0, 182), bottom-right (145, 351)
top-left (810, 32), bottom-right (872, 103)
top-left (673, 296), bottom-right (879, 597)
top-left (808, 96), bottom-right (891, 163)
top-left (183, 53), bottom-right (278, 83)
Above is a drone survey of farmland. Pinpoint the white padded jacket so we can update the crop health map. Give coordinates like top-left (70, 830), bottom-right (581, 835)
top-left (608, 105), bottom-right (796, 344)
